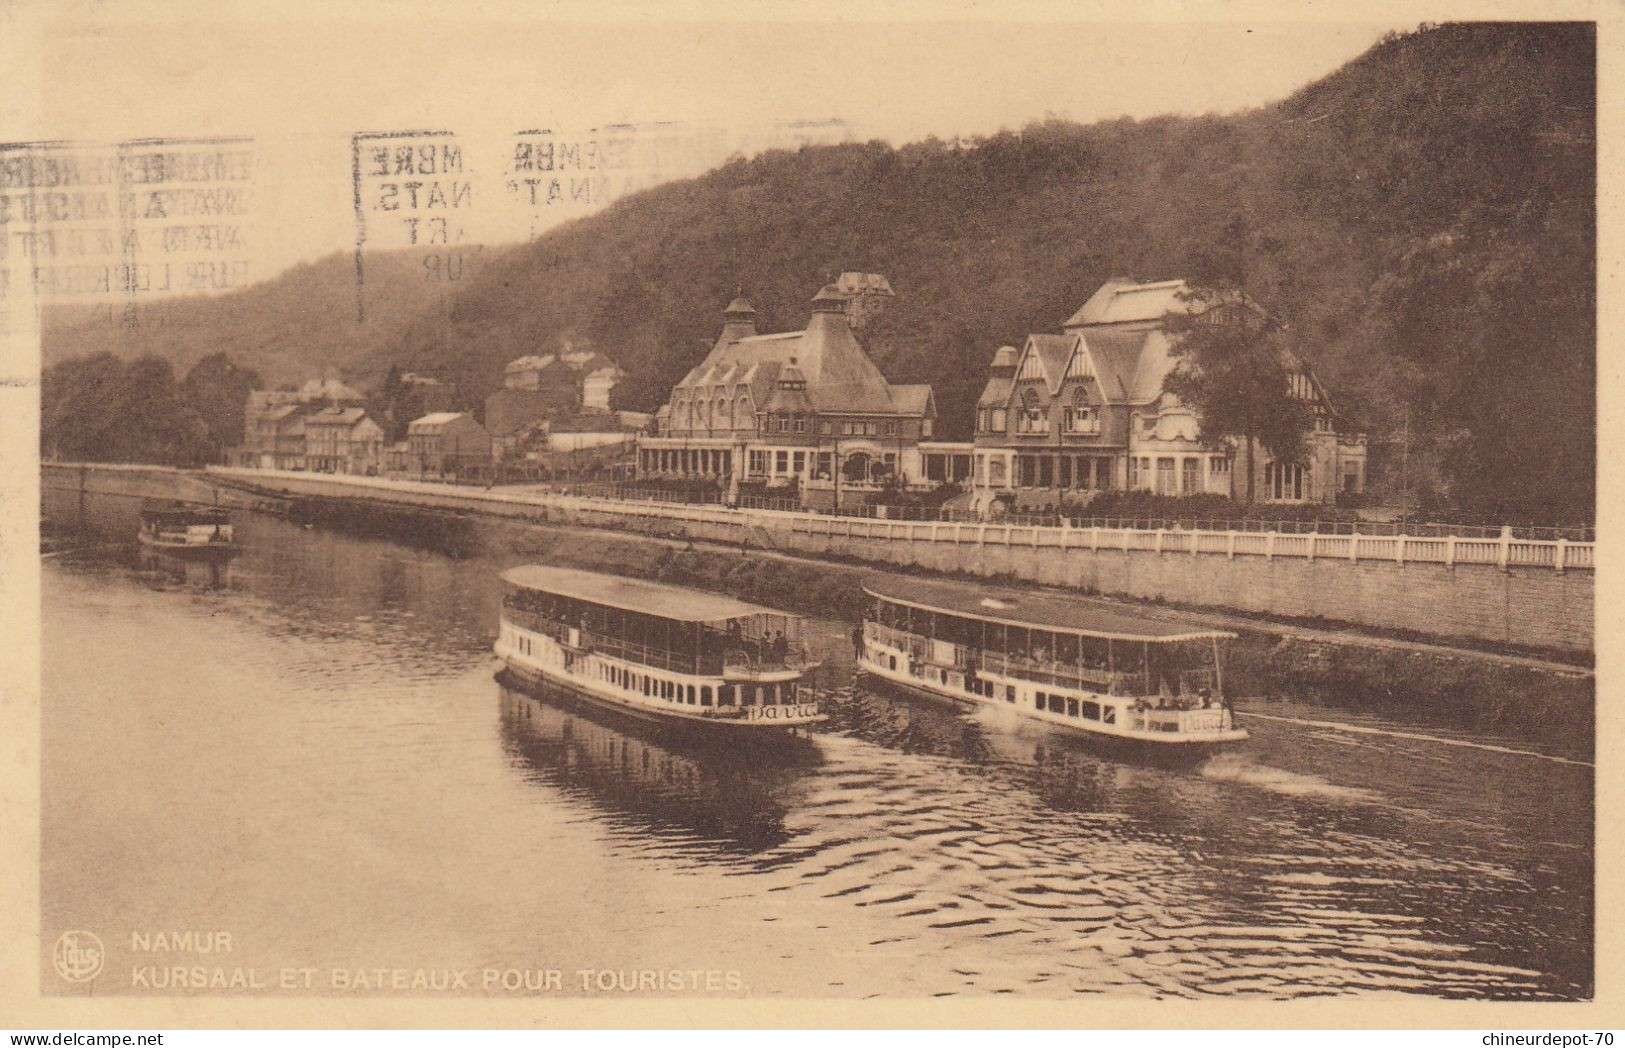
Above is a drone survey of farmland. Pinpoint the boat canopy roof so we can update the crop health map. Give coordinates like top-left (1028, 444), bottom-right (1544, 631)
top-left (500, 564), bottom-right (795, 625)
top-left (139, 500), bottom-right (230, 523)
top-left (863, 576), bottom-right (1235, 643)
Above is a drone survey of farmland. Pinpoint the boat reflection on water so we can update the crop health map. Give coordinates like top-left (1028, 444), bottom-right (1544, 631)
top-left (497, 677), bottom-right (821, 859)
top-left (137, 546), bottom-right (235, 589)
top-left (833, 674), bottom-right (1233, 824)
top-left (821, 677), bottom-right (999, 763)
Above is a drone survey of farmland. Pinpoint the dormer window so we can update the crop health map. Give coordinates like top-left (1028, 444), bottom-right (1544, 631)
top-left (1016, 388), bottom-right (1048, 434)
top-left (1065, 388), bottom-right (1099, 434)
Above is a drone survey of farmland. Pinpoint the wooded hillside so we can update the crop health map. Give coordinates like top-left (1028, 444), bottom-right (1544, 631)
top-left (41, 22), bottom-right (1594, 519)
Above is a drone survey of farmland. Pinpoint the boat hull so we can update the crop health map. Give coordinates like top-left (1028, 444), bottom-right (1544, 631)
top-left (857, 654), bottom-right (1247, 756)
top-left (137, 533), bottom-right (240, 558)
top-left (494, 635), bottom-right (826, 734)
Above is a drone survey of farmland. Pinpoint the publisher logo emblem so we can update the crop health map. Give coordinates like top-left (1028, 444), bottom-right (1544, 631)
top-left (52, 930), bottom-right (104, 982)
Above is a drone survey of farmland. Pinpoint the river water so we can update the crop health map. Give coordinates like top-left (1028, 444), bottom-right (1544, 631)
top-left (39, 496), bottom-right (1593, 999)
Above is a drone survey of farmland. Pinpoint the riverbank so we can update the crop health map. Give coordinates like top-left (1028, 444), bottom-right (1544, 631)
top-left (280, 492), bottom-right (1593, 752)
top-left (182, 465), bottom-right (1593, 656)
top-left (38, 463), bottom-right (1595, 749)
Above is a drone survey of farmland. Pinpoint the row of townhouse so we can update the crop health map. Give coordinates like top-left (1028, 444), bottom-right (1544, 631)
top-left (234, 347), bottom-right (637, 482)
top-left (235, 380), bottom-right (494, 479)
top-left (236, 380), bottom-right (386, 474)
top-left (638, 275), bottom-right (1365, 510)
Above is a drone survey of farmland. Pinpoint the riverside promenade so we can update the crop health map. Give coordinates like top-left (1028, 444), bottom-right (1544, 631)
top-left (42, 463), bottom-right (1596, 656)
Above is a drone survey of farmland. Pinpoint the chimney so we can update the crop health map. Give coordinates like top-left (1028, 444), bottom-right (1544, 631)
top-left (810, 283), bottom-right (847, 316)
top-left (720, 295), bottom-right (758, 342)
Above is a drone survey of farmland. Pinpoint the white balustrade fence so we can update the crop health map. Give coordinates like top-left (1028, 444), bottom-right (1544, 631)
top-left (180, 466), bottom-right (1593, 574)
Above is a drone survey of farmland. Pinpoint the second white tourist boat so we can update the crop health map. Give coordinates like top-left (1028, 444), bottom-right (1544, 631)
top-left (494, 565), bottom-right (826, 732)
top-left (858, 576), bottom-right (1247, 751)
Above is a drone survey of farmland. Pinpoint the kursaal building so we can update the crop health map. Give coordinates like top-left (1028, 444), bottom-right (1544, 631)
top-left (639, 275), bottom-right (1366, 513)
top-left (639, 274), bottom-right (938, 511)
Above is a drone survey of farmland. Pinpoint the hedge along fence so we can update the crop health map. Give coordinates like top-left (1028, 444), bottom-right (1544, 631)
top-left (186, 466), bottom-right (1594, 575)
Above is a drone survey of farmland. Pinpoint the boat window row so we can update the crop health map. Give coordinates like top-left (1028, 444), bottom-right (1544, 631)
top-left (594, 660), bottom-right (806, 708)
top-left (868, 596), bottom-right (1221, 699)
top-left (1034, 689), bottom-right (1117, 725)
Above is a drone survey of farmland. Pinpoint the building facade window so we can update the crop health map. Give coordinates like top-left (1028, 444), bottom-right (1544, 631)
top-left (1264, 462), bottom-right (1307, 501)
top-left (1156, 457), bottom-right (1177, 494)
top-left (1065, 388), bottom-right (1098, 434)
top-left (1016, 388), bottom-right (1048, 434)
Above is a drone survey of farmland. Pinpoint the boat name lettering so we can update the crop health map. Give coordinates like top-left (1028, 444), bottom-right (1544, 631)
top-left (745, 703), bottom-right (820, 721)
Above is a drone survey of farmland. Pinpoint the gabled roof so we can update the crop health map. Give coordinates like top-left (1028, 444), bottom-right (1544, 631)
top-left (1018, 334), bottom-right (1078, 395)
top-left (506, 354), bottom-right (557, 372)
top-left (889, 384), bottom-right (934, 417)
top-left (976, 375), bottom-right (1013, 409)
top-left (1078, 329), bottom-right (1149, 403)
top-left (1063, 278), bottom-right (1188, 329)
top-left (678, 311), bottom-right (901, 414)
top-left (307, 406), bottom-right (368, 425)
top-left (764, 365), bottom-right (814, 413)
top-left (408, 411), bottom-right (471, 433)
top-left (263, 404), bottom-right (303, 422)
top-left (835, 272), bottom-right (894, 297)
top-left (299, 377), bottom-right (365, 402)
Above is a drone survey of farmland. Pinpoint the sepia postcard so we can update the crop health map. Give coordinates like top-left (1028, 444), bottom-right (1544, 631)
top-left (1, 0), bottom-right (1619, 1032)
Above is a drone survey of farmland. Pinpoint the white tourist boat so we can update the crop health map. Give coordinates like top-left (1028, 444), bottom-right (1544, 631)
top-left (858, 576), bottom-right (1247, 752)
top-left (494, 565), bottom-right (825, 732)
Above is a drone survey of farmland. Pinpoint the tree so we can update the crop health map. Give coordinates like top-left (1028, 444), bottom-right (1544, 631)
top-left (182, 352), bottom-right (262, 462)
top-left (123, 357), bottom-right (211, 466)
top-left (41, 354), bottom-right (210, 466)
top-left (1162, 285), bottom-right (1314, 504)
